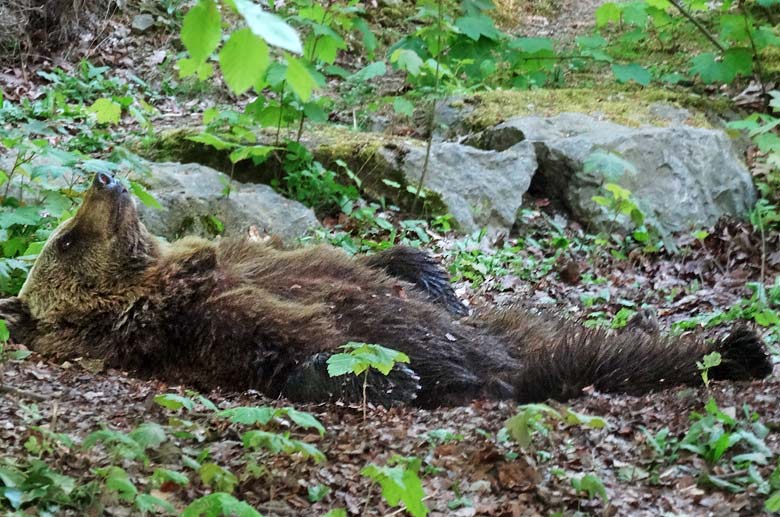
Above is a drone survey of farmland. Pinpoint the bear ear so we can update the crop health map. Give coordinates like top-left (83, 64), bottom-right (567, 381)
top-left (0, 296), bottom-right (37, 345)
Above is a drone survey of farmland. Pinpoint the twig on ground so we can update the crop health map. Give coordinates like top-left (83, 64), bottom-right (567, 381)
top-left (0, 384), bottom-right (48, 401)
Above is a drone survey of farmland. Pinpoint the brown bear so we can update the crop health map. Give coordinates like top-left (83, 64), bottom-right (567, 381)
top-left (0, 172), bottom-right (773, 407)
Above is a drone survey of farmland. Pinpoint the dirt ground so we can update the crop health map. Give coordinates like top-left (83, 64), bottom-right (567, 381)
top-left (2, 349), bottom-right (778, 516)
top-left (2, 0), bottom-right (779, 515)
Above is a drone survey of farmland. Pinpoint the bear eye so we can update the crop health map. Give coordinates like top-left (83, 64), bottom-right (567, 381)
top-left (57, 232), bottom-right (75, 253)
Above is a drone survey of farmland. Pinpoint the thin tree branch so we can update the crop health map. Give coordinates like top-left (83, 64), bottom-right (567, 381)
top-left (411, 0), bottom-right (443, 214)
top-left (740, 4), bottom-right (768, 100)
top-left (668, 0), bottom-right (726, 53)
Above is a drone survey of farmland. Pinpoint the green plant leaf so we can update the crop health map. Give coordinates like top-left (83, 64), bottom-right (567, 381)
top-left (285, 57), bottom-right (316, 102)
top-left (154, 393), bottom-right (195, 411)
top-left (217, 406), bottom-right (276, 425)
top-left (564, 409), bottom-right (607, 429)
top-left (595, 2), bottom-right (621, 27)
top-left (152, 468), bottom-right (190, 487)
top-left (308, 484), bottom-right (330, 503)
top-left (455, 14), bottom-right (501, 41)
top-left (136, 493), bottom-right (177, 514)
top-left (509, 37), bottom-right (553, 53)
top-left (187, 132), bottom-right (237, 151)
top-left (612, 63), bottom-right (651, 86)
top-left (229, 145), bottom-right (275, 164)
top-left (178, 57), bottom-right (214, 79)
top-left (349, 61), bottom-right (387, 82)
top-left (129, 181), bottom-right (161, 209)
top-left (181, 0), bottom-right (222, 63)
top-left (767, 491), bottom-right (780, 512)
top-left (690, 49), bottom-right (752, 84)
top-left (233, 0), bottom-right (302, 54)
top-left (0, 320), bottom-right (9, 343)
top-left (182, 492), bottom-right (262, 517)
top-left (393, 97), bottom-right (414, 117)
top-left (327, 352), bottom-right (367, 377)
top-left (101, 467), bottom-right (137, 503)
top-left (572, 473), bottom-right (608, 501)
top-left (391, 49), bottom-right (423, 76)
top-left (284, 408), bottom-right (326, 436)
top-left (130, 422), bottom-right (167, 449)
top-left (88, 98), bottom-right (122, 125)
top-left (242, 430), bottom-right (325, 462)
top-left (199, 463), bottom-right (239, 493)
top-left (219, 29), bottom-right (270, 95)
top-left (362, 462), bottom-right (427, 517)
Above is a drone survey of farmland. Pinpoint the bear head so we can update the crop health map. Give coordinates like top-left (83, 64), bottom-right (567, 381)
top-left (15, 172), bottom-right (159, 323)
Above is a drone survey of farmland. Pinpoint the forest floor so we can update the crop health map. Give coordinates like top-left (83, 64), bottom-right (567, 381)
top-left (2, 1), bottom-right (780, 516)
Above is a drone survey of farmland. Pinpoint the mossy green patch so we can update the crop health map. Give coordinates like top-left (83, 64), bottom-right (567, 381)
top-left (463, 88), bottom-right (725, 131)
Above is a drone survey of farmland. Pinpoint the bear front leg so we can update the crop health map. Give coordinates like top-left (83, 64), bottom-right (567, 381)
top-left (0, 297), bottom-right (36, 345)
top-left (281, 352), bottom-right (422, 406)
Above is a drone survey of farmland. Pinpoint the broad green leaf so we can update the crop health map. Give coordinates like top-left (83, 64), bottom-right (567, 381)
top-left (305, 34), bottom-right (344, 64)
top-left (327, 352), bottom-right (367, 377)
top-left (661, 72), bottom-right (686, 84)
top-left (766, 491), bottom-right (780, 512)
top-left (199, 463), bottom-right (239, 493)
top-left (219, 29), bottom-right (270, 95)
top-left (361, 463), bottom-right (427, 517)
top-left (621, 2), bottom-right (647, 26)
top-left (690, 49), bottom-right (752, 84)
top-left (349, 61), bottom-right (387, 83)
top-left (154, 393), bottom-right (195, 411)
top-left (217, 406), bottom-right (276, 425)
top-left (136, 494), bottom-right (177, 514)
top-left (242, 430), bottom-right (325, 462)
top-left (234, 0), bottom-right (302, 54)
top-left (612, 63), bottom-right (651, 86)
top-left (354, 17), bottom-right (377, 56)
top-left (572, 474), bottom-right (608, 501)
top-left (182, 492), bottom-right (262, 517)
top-left (0, 206), bottom-right (43, 228)
top-left (284, 408), bottom-right (326, 436)
top-left (178, 57), bottom-right (214, 80)
top-left (755, 309), bottom-right (780, 326)
top-left (181, 0), bottom-right (221, 63)
top-left (302, 101), bottom-right (328, 122)
top-left (0, 320), bottom-right (8, 343)
top-left (130, 422), bottom-right (166, 449)
top-left (130, 181), bottom-right (162, 209)
top-left (595, 2), bottom-right (621, 27)
top-left (229, 145), bottom-right (275, 164)
top-left (187, 132), bottom-right (237, 151)
top-left (391, 49), bottom-right (423, 76)
top-left (102, 467), bottom-right (137, 503)
top-left (455, 14), bottom-right (501, 41)
top-left (285, 57), bottom-right (316, 101)
top-left (509, 37), bottom-right (553, 53)
top-left (576, 35), bottom-right (607, 49)
top-left (88, 98), bottom-right (122, 125)
top-left (393, 97), bottom-right (414, 117)
top-left (152, 468), bottom-right (190, 487)
top-left (564, 409), bottom-right (607, 429)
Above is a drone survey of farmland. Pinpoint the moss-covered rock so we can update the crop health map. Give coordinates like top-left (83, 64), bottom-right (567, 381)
top-left (433, 88), bottom-right (730, 138)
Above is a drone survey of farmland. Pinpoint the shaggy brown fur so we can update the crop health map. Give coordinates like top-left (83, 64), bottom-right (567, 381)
top-left (0, 173), bottom-right (773, 407)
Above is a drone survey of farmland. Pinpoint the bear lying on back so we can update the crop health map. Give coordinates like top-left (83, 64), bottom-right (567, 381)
top-left (0, 173), bottom-right (772, 407)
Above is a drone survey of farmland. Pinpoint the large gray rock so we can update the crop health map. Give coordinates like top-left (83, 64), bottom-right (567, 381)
top-left (135, 162), bottom-right (320, 241)
top-left (379, 141), bottom-right (537, 234)
top-left (483, 113), bottom-right (755, 234)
